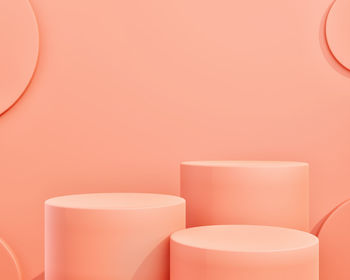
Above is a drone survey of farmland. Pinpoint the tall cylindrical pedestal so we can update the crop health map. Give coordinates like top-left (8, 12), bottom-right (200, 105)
top-left (181, 161), bottom-right (309, 230)
top-left (170, 225), bottom-right (319, 280)
top-left (45, 193), bottom-right (186, 280)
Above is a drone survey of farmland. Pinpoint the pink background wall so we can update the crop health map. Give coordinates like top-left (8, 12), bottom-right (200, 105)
top-left (1, 0), bottom-right (350, 279)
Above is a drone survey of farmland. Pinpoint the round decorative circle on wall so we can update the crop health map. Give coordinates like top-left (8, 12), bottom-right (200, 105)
top-left (318, 200), bottom-right (350, 280)
top-left (0, 0), bottom-right (39, 115)
top-left (326, 0), bottom-right (350, 70)
top-left (0, 238), bottom-right (22, 280)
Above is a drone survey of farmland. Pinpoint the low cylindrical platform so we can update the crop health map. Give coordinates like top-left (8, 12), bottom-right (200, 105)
top-left (170, 225), bottom-right (319, 280)
top-left (45, 193), bottom-right (186, 280)
top-left (181, 161), bottom-right (309, 230)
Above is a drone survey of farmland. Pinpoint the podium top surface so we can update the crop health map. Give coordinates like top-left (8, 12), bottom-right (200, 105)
top-left (45, 193), bottom-right (185, 210)
top-left (181, 161), bottom-right (308, 168)
top-left (171, 225), bottom-right (318, 252)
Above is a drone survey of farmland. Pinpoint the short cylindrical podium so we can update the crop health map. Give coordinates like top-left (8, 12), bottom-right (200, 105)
top-left (181, 161), bottom-right (309, 230)
top-left (170, 225), bottom-right (319, 280)
top-left (45, 193), bottom-right (186, 280)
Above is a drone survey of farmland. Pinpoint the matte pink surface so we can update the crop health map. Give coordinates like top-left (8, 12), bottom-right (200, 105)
top-left (0, 0), bottom-right (38, 115)
top-left (171, 225), bottom-right (319, 280)
top-left (326, 0), bottom-right (350, 70)
top-left (318, 200), bottom-right (350, 280)
top-left (45, 193), bottom-right (185, 280)
top-left (181, 161), bottom-right (309, 230)
top-left (0, 0), bottom-right (350, 279)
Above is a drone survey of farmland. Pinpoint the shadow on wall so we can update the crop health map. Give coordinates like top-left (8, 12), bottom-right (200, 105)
top-left (33, 272), bottom-right (44, 280)
top-left (132, 237), bottom-right (170, 280)
top-left (32, 238), bottom-right (170, 280)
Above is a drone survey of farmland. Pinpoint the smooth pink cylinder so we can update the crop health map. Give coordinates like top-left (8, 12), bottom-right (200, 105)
top-left (45, 193), bottom-right (186, 280)
top-left (170, 225), bottom-right (319, 280)
top-left (181, 161), bottom-right (309, 230)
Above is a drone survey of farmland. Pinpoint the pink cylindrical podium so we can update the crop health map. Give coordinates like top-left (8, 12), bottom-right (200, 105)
top-left (181, 161), bottom-right (309, 230)
top-left (170, 225), bottom-right (319, 280)
top-left (45, 193), bottom-right (186, 280)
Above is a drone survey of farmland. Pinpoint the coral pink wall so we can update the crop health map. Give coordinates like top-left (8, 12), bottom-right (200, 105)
top-left (1, 0), bottom-right (350, 279)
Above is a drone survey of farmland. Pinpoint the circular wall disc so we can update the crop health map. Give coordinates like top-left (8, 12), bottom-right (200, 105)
top-left (326, 0), bottom-right (350, 70)
top-left (0, 0), bottom-right (39, 115)
top-left (0, 238), bottom-right (21, 280)
top-left (318, 200), bottom-right (350, 280)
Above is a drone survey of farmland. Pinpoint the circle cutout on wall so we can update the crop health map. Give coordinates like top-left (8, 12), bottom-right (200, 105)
top-left (0, 0), bottom-right (39, 115)
top-left (0, 238), bottom-right (22, 280)
top-left (318, 200), bottom-right (350, 280)
top-left (326, 0), bottom-right (350, 70)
